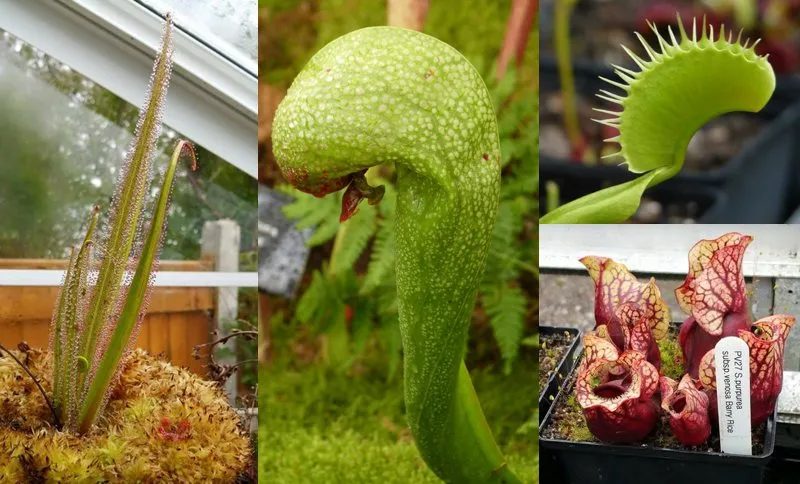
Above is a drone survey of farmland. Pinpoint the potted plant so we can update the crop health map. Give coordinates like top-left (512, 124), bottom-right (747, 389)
top-left (0, 15), bottom-right (251, 481)
top-left (539, 14), bottom-right (800, 224)
top-left (540, 232), bottom-right (795, 483)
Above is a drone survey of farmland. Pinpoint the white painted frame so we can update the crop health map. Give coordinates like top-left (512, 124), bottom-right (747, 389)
top-left (540, 225), bottom-right (800, 277)
top-left (0, 0), bottom-right (258, 289)
top-left (0, 0), bottom-right (257, 178)
top-left (0, 270), bottom-right (256, 288)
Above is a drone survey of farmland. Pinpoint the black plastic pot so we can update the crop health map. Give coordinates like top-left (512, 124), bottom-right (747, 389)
top-left (540, 164), bottom-right (728, 223)
top-left (539, 349), bottom-right (778, 484)
top-left (538, 326), bottom-right (581, 423)
top-left (540, 56), bottom-right (800, 223)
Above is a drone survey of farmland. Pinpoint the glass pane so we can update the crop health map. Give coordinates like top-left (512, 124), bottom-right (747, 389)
top-left (0, 28), bottom-right (256, 260)
top-left (135, 0), bottom-right (258, 66)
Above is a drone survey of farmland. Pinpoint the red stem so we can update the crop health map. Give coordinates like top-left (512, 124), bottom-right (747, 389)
top-left (496, 0), bottom-right (537, 80)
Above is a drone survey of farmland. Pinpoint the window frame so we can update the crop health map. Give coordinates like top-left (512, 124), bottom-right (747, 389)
top-left (0, 0), bottom-right (258, 288)
top-left (0, 0), bottom-right (257, 178)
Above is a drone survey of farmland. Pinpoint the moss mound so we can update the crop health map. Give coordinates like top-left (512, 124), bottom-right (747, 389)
top-left (0, 348), bottom-right (249, 482)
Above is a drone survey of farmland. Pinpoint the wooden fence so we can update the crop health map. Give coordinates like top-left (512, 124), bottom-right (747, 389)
top-left (0, 259), bottom-right (215, 376)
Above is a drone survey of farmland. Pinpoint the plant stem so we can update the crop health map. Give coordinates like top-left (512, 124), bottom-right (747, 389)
top-left (196, 330), bottom-right (259, 354)
top-left (545, 180), bottom-right (560, 213)
top-left (554, 0), bottom-right (582, 155)
top-left (496, 0), bottom-right (537, 80)
top-left (0, 344), bottom-right (60, 429)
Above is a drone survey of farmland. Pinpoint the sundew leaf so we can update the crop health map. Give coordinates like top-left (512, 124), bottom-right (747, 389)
top-left (77, 13), bottom-right (176, 399)
top-left (77, 140), bottom-right (196, 434)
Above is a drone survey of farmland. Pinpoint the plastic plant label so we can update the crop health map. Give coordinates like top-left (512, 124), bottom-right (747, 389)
top-left (715, 336), bottom-right (752, 455)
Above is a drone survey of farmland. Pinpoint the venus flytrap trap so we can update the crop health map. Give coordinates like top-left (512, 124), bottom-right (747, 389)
top-left (273, 27), bottom-right (522, 483)
top-left (541, 15), bottom-right (776, 224)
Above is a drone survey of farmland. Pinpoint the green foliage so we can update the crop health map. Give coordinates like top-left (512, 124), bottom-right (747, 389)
top-left (0, 51), bottom-right (95, 257)
top-left (1, 27), bottom-right (255, 261)
top-left (48, 17), bottom-right (197, 435)
top-left (330, 202), bottom-right (378, 275)
top-left (482, 284), bottom-right (527, 375)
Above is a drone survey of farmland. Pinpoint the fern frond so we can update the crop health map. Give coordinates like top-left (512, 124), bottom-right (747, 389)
top-left (482, 283), bottom-right (526, 374)
top-left (280, 185), bottom-right (341, 245)
top-left (294, 269), bottom-right (338, 328)
top-left (483, 201), bottom-right (523, 285)
top-left (330, 202), bottom-right (377, 275)
top-left (307, 216), bottom-right (340, 247)
top-left (361, 217), bottom-right (396, 294)
top-left (500, 154), bottom-right (538, 200)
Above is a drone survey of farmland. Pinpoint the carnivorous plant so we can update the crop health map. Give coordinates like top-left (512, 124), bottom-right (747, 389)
top-left (574, 233), bottom-right (795, 446)
top-left (541, 15), bottom-right (776, 223)
top-left (50, 12), bottom-right (191, 435)
top-left (0, 14), bottom-right (250, 481)
top-left (272, 27), bottom-right (521, 483)
top-left (680, 233), bottom-right (796, 425)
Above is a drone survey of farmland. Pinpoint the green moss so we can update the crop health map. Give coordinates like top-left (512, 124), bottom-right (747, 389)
top-left (549, 390), bottom-right (594, 442)
top-left (259, 347), bottom-right (537, 483)
top-left (0, 350), bottom-right (250, 482)
top-left (657, 328), bottom-right (684, 381)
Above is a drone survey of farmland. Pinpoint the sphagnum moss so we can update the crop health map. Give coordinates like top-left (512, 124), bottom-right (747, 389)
top-left (0, 349), bottom-right (249, 482)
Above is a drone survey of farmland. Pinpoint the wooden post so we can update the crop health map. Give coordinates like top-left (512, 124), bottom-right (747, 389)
top-left (202, 220), bottom-right (241, 405)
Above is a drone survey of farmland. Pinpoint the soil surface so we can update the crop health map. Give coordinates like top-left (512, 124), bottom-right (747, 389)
top-left (539, 331), bottom-right (577, 395)
top-left (542, 368), bottom-right (767, 455)
top-left (540, 0), bottom-right (651, 67)
top-left (632, 197), bottom-right (704, 224)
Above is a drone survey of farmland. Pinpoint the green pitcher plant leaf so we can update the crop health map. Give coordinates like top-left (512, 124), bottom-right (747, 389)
top-left (273, 27), bottom-right (522, 483)
top-left (46, 13), bottom-right (196, 434)
top-left (541, 15), bottom-right (775, 224)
